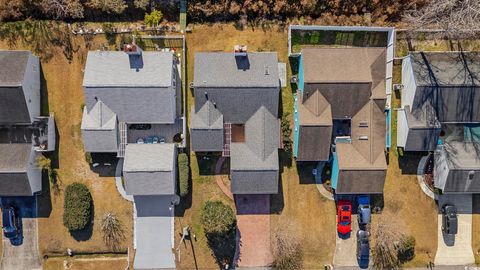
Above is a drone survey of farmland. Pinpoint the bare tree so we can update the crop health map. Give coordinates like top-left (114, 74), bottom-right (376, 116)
top-left (86, 0), bottom-right (128, 14)
top-left (38, 0), bottom-right (84, 19)
top-left (404, 0), bottom-right (480, 39)
top-left (371, 213), bottom-right (406, 270)
top-left (101, 212), bottom-right (125, 250)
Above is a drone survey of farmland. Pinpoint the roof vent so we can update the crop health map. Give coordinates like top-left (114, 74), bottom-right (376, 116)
top-left (234, 45), bottom-right (247, 57)
top-left (265, 65), bottom-right (270, 75)
top-left (359, 122), bottom-right (368, 127)
top-left (359, 135), bottom-right (369, 140)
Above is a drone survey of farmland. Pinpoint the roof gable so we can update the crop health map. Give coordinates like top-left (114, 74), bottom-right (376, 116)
top-left (0, 51), bottom-right (30, 87)
top-left (81, 100), bottom-right (117, 130)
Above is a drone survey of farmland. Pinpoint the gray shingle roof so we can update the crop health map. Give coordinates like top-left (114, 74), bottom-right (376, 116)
top-left (0, 51), bottom-right (30, 86)
top-left (123, 144), bottom-right (175, 172)
top-left (194, 52), bottom-right (280, 88)
top-left (231, 106), bottom-right (279, 171)
top-left (0, 144), bottom-right (31, 172)
top-left (83, 51), bottom-right (173, 87)
top-left (81, 100), bottom-right (116, 130)
top-left (191, 100), bottom-right (223, 129)
top-left (410, 51), bottom-right (480, 86)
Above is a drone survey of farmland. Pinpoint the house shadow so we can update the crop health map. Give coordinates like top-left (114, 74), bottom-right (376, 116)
top-left (270, 174), bottom-right (284, 214)
top-left (69, 200), bottom-right (94, 242)
top-left (398, 152), bottom-right (428, 175)
top-left (195, 153), bottom-right (220, 176)
top-left (235, 194), bottom-right (269, 215)
top-left (89, 153), bottom-right (117, 177)
top-left (40, 65), bottom-right (50, 115)
top-left (297, 162), bottom-right (317, 185)
top-left (36, 173), bottom-right (52, 218)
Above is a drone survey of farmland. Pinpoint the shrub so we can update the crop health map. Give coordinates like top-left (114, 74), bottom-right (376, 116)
top-left (85, 152), bottom-right (92, 164)
top-left (178, 153), bottom-right (189, 197)
top-left (63, 183), bottom-right (92, 231)
top-left (144, 9), bottom-right (163, 27)
top-left (281, 113), bottom-right (292, 153)
top-left (201, 200), bottom-right (235, 234)
top-left (397, 235), bottom-right (416, 263)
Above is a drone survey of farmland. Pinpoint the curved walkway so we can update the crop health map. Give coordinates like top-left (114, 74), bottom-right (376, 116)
top-left (314, 162), bottom-right (334, 201)
top-left (214, 157), bottom-right (234, 200)
top-left (416, 155), bottom-right (436, 200)
top-left (115, 159), bottom-right (134, 202)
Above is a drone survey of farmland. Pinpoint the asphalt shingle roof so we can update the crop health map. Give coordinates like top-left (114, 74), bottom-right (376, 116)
top-left (123, 144), bottom-right (174, 172)
top-left (83, 51), bottom-right (173, 87)
top-left (0, 51), bottom-right (29, 86)
top-left (0, 144), bottom-right (31, 172)
top-left (193, 52), bottom-right (280, 88)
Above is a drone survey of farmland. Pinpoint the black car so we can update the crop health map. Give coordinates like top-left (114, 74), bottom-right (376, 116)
top-left (2, 207), bottom-right (20, 239)
top-left (442, 204), bottom-right (458, 235)
top-left (356, 230), bottom-right (370, 261)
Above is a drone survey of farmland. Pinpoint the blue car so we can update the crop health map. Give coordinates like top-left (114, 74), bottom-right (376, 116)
top-left (2, 207), bottom-right (20, 240)
top-left (357, 196), bottom-right (371, 226)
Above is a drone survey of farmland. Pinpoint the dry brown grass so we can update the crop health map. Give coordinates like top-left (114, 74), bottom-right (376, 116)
top-left (0, 33), bottom-right (133, 263)
top-left (44, 256), bottom-right (128, 270)
top-left (472, 195), bottom-right (480, 264)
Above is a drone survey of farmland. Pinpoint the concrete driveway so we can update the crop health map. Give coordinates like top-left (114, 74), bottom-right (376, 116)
top-left (434, 194), bottom-right (475, 266)
top-left (0, 197), bottom-right (41, 270)
top-left (333, 215), bottom-right (362, 267)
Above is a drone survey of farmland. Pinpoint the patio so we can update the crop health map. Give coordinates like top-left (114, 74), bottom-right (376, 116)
top-left (127, 119), bottom-right (183, 145)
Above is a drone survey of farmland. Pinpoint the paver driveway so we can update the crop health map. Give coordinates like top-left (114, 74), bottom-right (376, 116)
top-left (234, 194), bottom-right (272, 268)
top-left (434, 194), bottom-right (475, 266)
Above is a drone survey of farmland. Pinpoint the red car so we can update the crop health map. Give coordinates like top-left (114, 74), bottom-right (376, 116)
top-left (337, 200), bottom-right (352, 235)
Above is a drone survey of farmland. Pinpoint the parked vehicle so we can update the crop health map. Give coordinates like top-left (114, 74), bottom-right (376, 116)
top-left (337, 200), bottom-right (352, 235)
top-left (2, 207), bottom-right (20, 239)
top-left (358, 196), bottom-right (371, 226)
top-left (356, 230), bottom-right (370, 261)
top-left (442, 204), bottom-right (458, 235)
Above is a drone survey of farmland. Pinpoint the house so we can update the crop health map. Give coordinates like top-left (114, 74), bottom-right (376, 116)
top-left (0, 51), bottom-right (55, 196)
top-left (397, 51), bottom-right (480, 193)
top-left (294, 47), bottom-right (388, 194)
top-left (191, 50), bottom-right (281, 194)
top-left (81, 44), bottom-right (182, 269)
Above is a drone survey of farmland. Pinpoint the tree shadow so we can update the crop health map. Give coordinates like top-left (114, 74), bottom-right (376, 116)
top-left (206, 228), bottom-right (236, 269)
top-left (69, 200), bottom-right (94, 242)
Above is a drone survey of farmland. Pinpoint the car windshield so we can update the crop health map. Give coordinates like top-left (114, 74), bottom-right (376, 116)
top-left (340, 221), bottom-right (350, 226)
top-left (341, 205), bottom-right (350, 211)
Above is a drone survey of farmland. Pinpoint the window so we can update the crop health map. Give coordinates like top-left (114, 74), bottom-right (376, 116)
top-left (359, 136), bottom-right (368, 140)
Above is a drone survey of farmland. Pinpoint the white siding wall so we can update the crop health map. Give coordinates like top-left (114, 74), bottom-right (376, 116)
top-left (22, 54), bottom-right (41, 122)
top-left (397, 109), bottom-right (409, 148)
top-left (26, 148), bottom-right (42, 194)
top-left (401, 56), bottom-right (417, 110)
top-left (434, 146), bottom-right (450, 191)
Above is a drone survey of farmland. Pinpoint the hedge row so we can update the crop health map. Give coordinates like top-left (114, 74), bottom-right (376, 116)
top-left (178, 153), bottom-right (189, 197)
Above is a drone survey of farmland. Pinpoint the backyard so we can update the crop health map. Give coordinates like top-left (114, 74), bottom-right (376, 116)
top-left (0, 28), bottom-right (134, 267)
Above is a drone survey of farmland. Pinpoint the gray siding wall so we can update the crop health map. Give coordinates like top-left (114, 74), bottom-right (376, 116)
top-left (304, 83), bottom-right (371, 118)
top-left (405, 127), bottom-right (440, 151)
top-left (27, 148), bottom-right (41, 194)
top-left (194, 87), bottom-right (279, 123)
top-left (84, 86), bottom-right (176, 124)
top-left (22, 54), bottom-right (41, 122)
top-left (174, 64), bottom-right (182, 117)
top-left (297, 125), bottom-right (332, 161)
top-left (82, 122), bottom-right (119, 153)
top-left (231, 170), bottom-right (279, 194)
top-left (401, 55), bottom-right (417, 109)
top-left (336, 169), bottom-right (386, 194)
top-left (190, 129), bottom-right (223, 152)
